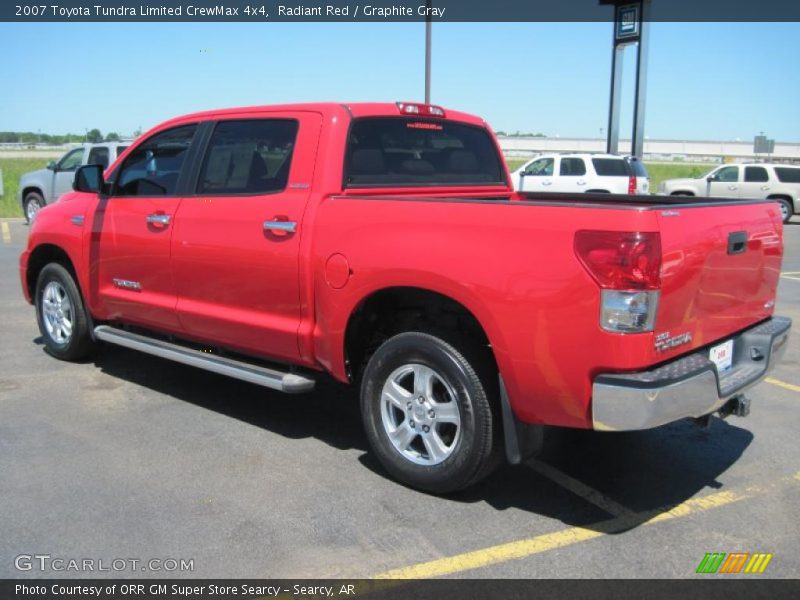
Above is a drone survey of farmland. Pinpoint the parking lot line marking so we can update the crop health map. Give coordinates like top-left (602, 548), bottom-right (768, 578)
top-left (780, 274), bottom-right (800, 282)
top-left (372, 472), bottom-right (800, 579)
top-left (766, 377), bottom-right (800, 393)
top-left (527, 458), bottom-right (635, 518)
top-left (1, 222), bottom-right (10, 244)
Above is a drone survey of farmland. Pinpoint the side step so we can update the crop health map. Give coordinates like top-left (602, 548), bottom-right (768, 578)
top-left (93, 325), bottom-right (315, 394)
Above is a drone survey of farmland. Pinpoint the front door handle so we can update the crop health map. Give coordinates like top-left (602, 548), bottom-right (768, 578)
top-left (542, 180), bottom-right (552, 186)
top-left (146, 213), bottom-right (170, 226)
top-left (263, 220), bottom-right (297, 234)
top-left (728, 185), bottom-right (738, 191)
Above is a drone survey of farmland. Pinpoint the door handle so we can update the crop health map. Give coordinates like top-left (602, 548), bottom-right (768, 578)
top-left (577, 180), bottom-right (587, 185)
top-left (263, 220), bottom-right (297, 234)
top-left (146, 213), bottom-right (170, 226)
top-left (542, 180), bottom-right (552, 186)
top-left (761, 186), bottom-right (770, 191)
top-left (728, 185), bottom-right (738, 190)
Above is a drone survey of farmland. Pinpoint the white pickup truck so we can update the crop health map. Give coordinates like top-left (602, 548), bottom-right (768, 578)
top-left (17, 141), bottom-right (130, 223)
top-left (659, 163), bottom-right (800, 223)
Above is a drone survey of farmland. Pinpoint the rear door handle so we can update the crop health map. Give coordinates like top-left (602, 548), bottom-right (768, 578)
top-left (146, 213), bottom-right (170, 226)
top-left (761, 186), bottom-right (770, 191)
top-left (577, 180), bottom-right (586, 185)
top-left (263, 220), bottom-right (297, 234)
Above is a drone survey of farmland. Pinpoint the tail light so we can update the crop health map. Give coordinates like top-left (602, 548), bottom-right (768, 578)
top-left (575, 230), bottom-right (662, 333)
top-left (628, 175), bottom-right (637, 195)
top-left (396, 102), bottom-right (446, 117)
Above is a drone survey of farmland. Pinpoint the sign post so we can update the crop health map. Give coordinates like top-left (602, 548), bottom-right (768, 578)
top-left (601, 0), bottom-right (651, 157)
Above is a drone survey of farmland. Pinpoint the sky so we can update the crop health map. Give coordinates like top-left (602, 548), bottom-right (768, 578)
top-left (1, 21), bottom-right (798, 141)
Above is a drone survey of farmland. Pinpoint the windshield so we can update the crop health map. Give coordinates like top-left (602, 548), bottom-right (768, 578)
top-left (344, 117), bottom-right (505, 187)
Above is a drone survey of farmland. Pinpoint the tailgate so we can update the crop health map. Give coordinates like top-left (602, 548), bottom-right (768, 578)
top-left (654, 201), bottom-right (782, 360)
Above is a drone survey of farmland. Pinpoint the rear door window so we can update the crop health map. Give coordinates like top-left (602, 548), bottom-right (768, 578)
top-left (344, 117), bottom-right (505, 187)
top-left (775, 167), bottom-right (800, 183)
top-left (560, 158), bottom-right (586, 176)
top-left (591, 158), bottom-right (628, 177)
top-left (197, 119), bottom-right (299, 195)
top-left (744, 166), bottom-right (769, 182)
top-left (87, 147), bottom-right (110, 169)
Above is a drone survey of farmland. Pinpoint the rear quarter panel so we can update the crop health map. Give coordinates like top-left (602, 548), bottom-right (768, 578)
top-left (310, 197), bottom-right (663, 428)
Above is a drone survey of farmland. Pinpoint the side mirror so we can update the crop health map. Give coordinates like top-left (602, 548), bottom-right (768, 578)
top-left (707, 174), bottom-right (718, 183)
top-left (46, 161), bottom-right (57, 171)
top-left (74, 164), bottom-right (104, 194)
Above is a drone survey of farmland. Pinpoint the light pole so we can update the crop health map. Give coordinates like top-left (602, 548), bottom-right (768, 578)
top-left (424, 0), bottom-right (432, 103)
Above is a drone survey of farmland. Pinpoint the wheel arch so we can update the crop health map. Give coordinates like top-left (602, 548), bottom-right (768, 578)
top-left (767, 194), bottom-right (795, 213)
top-left (26, 244), bottom-right (81, 301)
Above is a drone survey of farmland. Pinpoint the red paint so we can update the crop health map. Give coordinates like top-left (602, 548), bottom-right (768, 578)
top-left (20, 102), bottom-right (784, 430)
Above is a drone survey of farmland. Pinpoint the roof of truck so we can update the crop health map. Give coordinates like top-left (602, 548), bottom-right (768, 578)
top-left (154, 102), bottom-right (488, 130)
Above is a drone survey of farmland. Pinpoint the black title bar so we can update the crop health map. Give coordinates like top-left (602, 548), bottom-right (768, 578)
top-left (3, 0), bottom-right (800, 22)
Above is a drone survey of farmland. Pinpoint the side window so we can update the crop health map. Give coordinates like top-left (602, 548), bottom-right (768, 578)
top-left (560, 158), bottom-right (586, 176)
top-left (197, 119), bottom-right (299, 195)
top-left (775, 167), bottom-right (800, 183)
top-left (57, 148), bottom-right (84, 171)
top-left (524, 158), bottom-right (554, 176)
top-left (114, 124), bottom-right (196, 197)
top-left (716, 166), bottom-right (739, 182)
top-left (744, 166), bottom-right (769, 182)
top-left (115, 145), bottom-right (129, 158)
top-left (87, 147), bottom-right (110, 169)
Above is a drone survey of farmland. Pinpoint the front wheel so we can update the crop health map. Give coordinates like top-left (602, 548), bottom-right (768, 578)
top-left (35, 263), bottom-right (96, 361)
top-left (24, 191), bottom-right (44, 224)
top-left (360, 331), bottom-right (499, 494)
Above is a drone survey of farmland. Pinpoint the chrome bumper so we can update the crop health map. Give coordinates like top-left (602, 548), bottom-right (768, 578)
top-left (592, 316), bottom-right (791, 431)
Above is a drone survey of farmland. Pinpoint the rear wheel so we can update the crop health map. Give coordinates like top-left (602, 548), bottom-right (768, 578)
top-left (360, 331), bottom-right (499, 494)
top-left (35, 263), bottom-right (96, 361)
top-left (24, 191), bottom-right (44, 224)
top-left (775, 198), bottom-right (793, 224)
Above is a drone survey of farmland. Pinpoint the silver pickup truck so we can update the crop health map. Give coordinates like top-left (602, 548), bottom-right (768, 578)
top-left (18, 141), bottom-right (130, 223)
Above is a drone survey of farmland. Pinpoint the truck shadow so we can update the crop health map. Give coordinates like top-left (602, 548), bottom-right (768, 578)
top-left (91, 344), bottom-right (753, 534)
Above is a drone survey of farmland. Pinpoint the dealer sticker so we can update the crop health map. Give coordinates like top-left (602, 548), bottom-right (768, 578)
top-left (710, 339), bottom-right (734, 372)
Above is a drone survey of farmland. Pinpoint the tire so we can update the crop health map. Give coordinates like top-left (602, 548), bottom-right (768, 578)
top-left (24, 191), bottom-right (44, 224)
top-left (360, 331), bottom-right (499, 494)
top-left (775, 198), bottom-right (793, 224)
top-left (35, 263), bottom-right (96, 361)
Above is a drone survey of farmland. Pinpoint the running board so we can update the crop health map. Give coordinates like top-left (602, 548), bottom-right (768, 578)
top-left (93, 325), bottom-right (315, 394)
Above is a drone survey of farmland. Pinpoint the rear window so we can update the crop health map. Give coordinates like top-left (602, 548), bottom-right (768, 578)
top-left (344, 117), bottom-right (505, 187)
top-left (628, 159), bottom-right (648, 178)
top-left (591, 158), bottom-right (629, 177)
top-left (775, 167), bottom-right (800, 183)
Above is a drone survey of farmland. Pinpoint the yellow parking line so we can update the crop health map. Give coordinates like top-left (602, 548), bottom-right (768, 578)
top-left (766, 377), bottom-right (800, 393)
top-left (527, 458), bottom-right (635, 518)
top-left (1, 221), bottom-right (10, 244)
top-left (373, 472), bottom-right (799, 579)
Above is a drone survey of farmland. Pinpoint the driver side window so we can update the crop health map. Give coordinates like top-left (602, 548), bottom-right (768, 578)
top-left (114, 124), bottom-right (197, 197)
top-left (715, 166), bottom-right (739, 183)
top-left (57, 148), bottom-right (85, 172)
top-left (524, 158), bottom-right (554, 176)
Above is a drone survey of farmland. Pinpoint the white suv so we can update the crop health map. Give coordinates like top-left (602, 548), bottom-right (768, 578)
top-left (659, 163), bottom-right (800, 223)
top-left (510, 153), bottom-right (650, 195)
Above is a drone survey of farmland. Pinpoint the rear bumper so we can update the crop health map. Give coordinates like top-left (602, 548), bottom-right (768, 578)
top-left (592, 316), bottom-right (791, 431)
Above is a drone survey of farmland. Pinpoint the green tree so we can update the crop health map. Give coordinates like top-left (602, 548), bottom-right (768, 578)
top-left (86, 128), bottom-right (103, 143)
top-left (105, 132), bottom-right (121, 142)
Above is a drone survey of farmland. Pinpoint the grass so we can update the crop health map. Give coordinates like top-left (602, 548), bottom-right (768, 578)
top-left (505, 158), bottom-right (715, 192)
top-left (0, 156), bottom-right (54, 218)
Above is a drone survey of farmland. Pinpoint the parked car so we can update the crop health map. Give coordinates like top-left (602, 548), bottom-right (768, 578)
top-left (659, 163), bottom-right (800, 224)
top-left (17, 141), bottom-right (131, 223)
top-left (510, 153), bottom-right (650, 194)
top-left (20, 102), bottom-right (790, 493)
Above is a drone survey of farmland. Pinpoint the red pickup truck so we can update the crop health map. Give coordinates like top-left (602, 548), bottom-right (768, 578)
top-left (20, 102), bottom-right (791, 493)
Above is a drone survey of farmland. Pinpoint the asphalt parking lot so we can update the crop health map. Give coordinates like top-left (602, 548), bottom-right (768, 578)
top-left (1, 216), bottom-right (798, 580)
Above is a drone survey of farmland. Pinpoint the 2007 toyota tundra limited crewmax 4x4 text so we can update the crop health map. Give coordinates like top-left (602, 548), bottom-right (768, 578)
top-left (20, 102), bottom-right (791, 493)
